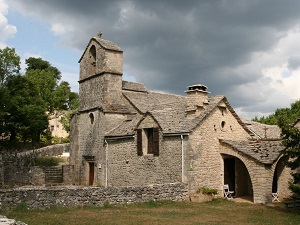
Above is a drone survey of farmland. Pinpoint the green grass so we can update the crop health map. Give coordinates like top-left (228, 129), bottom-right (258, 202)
top-left (1, 199), bottom-right (300, 225)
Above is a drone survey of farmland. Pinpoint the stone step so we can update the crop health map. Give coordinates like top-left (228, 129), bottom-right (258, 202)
top-left (45, 167), bottom-right (63, 184)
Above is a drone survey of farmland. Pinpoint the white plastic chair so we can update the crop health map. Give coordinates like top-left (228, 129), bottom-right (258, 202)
top-left (224, 184), bottom-right (234, 199)
top-left (272, 192), bottom-right (280, 202)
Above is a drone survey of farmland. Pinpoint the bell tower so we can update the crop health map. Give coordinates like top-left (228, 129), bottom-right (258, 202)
top-left (78, 33), bottom-right (124, 112)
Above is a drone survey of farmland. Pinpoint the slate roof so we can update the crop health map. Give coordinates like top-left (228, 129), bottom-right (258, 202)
top-left (106, 83), bottom-right (249, 136)
top-left (122, 81), bottom-right (148, 92)
top-left (79, 36), bottom-right (122, 63)
top-left (220, 139), bottom-right (284, 164)
top-left (241, 118), bottom-right (281, 139)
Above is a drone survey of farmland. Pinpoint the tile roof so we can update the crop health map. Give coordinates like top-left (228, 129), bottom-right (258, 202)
top-left (220, 139), bottom-right (283, 164)
top-left (241, 118), bottom-right (281, 139)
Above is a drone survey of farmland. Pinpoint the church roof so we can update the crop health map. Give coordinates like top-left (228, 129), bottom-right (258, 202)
top-left (105, 82), bottom-right (251, 137)
top-left (220, 139), bottom-right (283, 164)
top-left (241, 118), bottom-right (281, 139)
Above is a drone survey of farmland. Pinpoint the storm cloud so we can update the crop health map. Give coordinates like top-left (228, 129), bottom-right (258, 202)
top-left (8, 0), bottom-right (300, 118)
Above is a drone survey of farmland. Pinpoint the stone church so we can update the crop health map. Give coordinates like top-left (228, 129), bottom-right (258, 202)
top-left (69, 34), bottom-right (291, 204)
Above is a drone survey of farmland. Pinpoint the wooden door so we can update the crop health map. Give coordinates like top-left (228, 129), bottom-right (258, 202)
top-left (89, 162), bottom-right (95, 186)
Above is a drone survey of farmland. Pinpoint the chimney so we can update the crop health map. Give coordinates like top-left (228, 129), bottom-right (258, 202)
top-left (185, 84), bottom-right (210, 118)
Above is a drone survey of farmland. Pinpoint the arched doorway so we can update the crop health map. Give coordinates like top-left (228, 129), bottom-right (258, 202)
top-left (272, 156), bottom-right (289, 198)
top-left (223, 154), bottom-right (253, 201)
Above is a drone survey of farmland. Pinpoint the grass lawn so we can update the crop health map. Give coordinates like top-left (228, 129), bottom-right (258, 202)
top-left (1, 199), bottom-right (300, 225)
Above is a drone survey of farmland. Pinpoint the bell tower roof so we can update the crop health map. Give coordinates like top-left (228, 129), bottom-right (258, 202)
top-left (79, 34), bottom-right (123, 63)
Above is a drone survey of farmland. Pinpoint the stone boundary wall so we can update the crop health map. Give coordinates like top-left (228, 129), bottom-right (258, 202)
top-left (16, 143), bottom-right (69, 158)
top-left (1, 144), bottom-right (70, 188)
top-left (0, 183), bottom-right (188, 210)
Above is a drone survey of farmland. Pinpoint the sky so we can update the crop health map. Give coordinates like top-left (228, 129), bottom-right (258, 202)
top-left (1, 0), bottom-right (300, 119)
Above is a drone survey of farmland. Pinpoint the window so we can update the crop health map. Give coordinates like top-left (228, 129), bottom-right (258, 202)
top-left (89, 45), bottom-right (96, 74)
top-left (50, 125), bottom-right (54, 131)
top-left (137, 128), bottom-right (159, 156)
top-left (89, 113), bottom-right (94, 125)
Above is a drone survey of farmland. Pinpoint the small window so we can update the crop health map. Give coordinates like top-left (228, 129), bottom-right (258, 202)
top-left (89, 45), bottom-right (96, 74)
top-left (89, 113), bottom-right (94, 125)
top-left (50, 125), bottom-right (54, 131)
top-left (137, 128), bottom-right (159, 156)
top-left (220, 121), bottom-right (227, 131)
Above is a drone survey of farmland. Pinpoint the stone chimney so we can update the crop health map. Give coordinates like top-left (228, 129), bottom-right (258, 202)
top-left (185, 84), bottom-right (210, 118)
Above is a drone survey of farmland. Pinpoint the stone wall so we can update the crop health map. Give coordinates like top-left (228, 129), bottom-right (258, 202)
top-left (188, 102), bottom-right (250, 194)
top-left (107, 133), bottom-right (183, 187)
top-left (0, 182), bottom-right (188, 210)
top-left (2, 144), bottom-right (70, 187)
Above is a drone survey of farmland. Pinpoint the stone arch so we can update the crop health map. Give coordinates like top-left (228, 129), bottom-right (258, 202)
top-left (271, 155), bottom-right (290, 199)
top-left (89, 45), bottom-right (97, 75)
top-left (220, 144), bottom-right (261, 202)
top-left (222, 153), bottom-right (253, 201)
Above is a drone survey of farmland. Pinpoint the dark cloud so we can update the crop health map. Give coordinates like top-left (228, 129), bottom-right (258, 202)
top-left (288, 56), bottom-right (300, 70)
top-left (10, 0), bottom-right (300, 118)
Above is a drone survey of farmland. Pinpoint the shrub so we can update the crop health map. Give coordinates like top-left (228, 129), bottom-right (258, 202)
top-left (196, 187), bottom-right (218, 195)
top-left (34, 156), bottom-right (63, 168)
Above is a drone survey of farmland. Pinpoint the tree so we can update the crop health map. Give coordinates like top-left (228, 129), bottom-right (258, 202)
top-left (253, 100), bottom-right (300, 195)
top-left (0, 47), bottom-right (21, 86)
top-left (25, 57), bottom-right (61, 80)
top-left (4, 75), bottom-right (48, 143)
top-left (0, 50), bottom-right (78, 144)
top-left (53, 81), bottom-right (78, 111)
top-left (280, 119), bottom-right (300, 195)
top-left (25, 57), bottom-right (78, 112)
top-left (253, 100), bottom-right (300, 126)
top-left (0, 47), bottom-right (21, 140)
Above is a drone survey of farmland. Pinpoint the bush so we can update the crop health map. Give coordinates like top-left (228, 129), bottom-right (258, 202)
top-left (34, 156), bottom-right (63, 168)
top-left (196, 187), bottom-right (218, 195)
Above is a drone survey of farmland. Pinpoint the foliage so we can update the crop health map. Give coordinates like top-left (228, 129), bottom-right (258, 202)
top-left (252, 100), bottom-right (300, 126)
top-left (0, 48), bottom-right (78, 145)
top-left (280, 119), bottom-right (300, 195)
top-left (51, 136), bottom-right (70, 144)
top-left (196, 187), bottom-right (218, 195)
top-left (59, 110), bottom-right (77, 133)
top-left (253, 99), bottom-right (300, 196)
top-left (0, 47), bottom-right (21, 86)
top-left (34, 156), bottom-right (62, 168)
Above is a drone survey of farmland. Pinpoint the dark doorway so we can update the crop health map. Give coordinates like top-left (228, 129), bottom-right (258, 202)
top-left (272, 167), bottom-right (278, 193)
top-left (89, 162), bottom-right (95, 186)
top-left (224, 158), bottom-right (235, 192)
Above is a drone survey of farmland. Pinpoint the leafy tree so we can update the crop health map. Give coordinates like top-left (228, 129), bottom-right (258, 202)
top-left (280, 119), bottom-right (300, 195)
top-left (53, 81), bottom-right (78, 110)
top-left (25, 57), bottom-right (61, 80)
top-left (253, 100), bottom-right (300, 126)
top-left (0, 47), bottom-right (21, 86)
top-left (25, 57), bottom-right (78, 113)
top-left (0, 47), bottom-right (21, 140)
top-left (253, 100), bottom-right (300, 195)
top-left (0, 50), bottom-right (78, 144)
top-left (4, 75), bottom-right (48, 143)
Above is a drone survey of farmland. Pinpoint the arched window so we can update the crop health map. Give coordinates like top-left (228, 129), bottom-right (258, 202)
top-left (89, 45), bottom-right (96, 74)
top-left (89, 113), bottom-right (94, 125)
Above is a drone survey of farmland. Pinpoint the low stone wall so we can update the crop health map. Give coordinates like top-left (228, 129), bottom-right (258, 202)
top-left (0, 183), bottom-right (188, 210)
top-left (1, 144), bottom-right (70, 188)
top-left (16, 144), bottom-right (69, 158)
